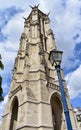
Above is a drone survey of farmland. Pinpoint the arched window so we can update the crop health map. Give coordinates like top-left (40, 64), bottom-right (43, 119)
top-left (10, 97), bottom-right (18, 130)
top-left (50, 93), bottom-right (63, 130)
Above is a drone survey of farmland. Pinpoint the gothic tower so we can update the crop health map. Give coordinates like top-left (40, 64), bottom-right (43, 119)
top-left (2, 6), bottom-right (77, 130)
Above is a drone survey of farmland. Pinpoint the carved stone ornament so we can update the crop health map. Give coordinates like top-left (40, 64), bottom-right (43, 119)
top-left (10, 85), bottom-right (22, 98)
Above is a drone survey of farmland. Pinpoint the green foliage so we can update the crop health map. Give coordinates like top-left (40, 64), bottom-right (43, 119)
top-left (0, 54), bottom-right (4, 101)
top-left (0, 54), bottom-right (4, 70)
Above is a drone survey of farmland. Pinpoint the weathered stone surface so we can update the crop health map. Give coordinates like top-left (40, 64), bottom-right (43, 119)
top-left (1, 5), bottom-right (79, 130)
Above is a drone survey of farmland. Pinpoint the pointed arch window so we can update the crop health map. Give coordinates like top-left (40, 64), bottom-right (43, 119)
top-left (10, 97), bottom-right (18, 130)
top-left (50, 93), bottom-right (63, 130)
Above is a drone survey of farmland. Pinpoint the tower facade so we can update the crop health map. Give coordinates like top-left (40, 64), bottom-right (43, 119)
top-left (2, 6), bottom-right (77, 130)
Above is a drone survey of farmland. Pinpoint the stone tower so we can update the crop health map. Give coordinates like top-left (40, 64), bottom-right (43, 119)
top-left (2, 6), bottom-right (77, 130)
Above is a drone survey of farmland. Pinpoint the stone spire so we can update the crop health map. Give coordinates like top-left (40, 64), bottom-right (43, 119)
top-left (1, 6), bottom-right (77, 130)
top-left (9, 5), bottom-right (57, 93)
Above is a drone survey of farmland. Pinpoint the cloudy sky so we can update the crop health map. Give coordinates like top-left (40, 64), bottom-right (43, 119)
top-left (0, 0), bottom-right (81, 124)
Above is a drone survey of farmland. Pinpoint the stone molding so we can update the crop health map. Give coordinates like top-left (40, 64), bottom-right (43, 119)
top-left (17, 125), bottom-right (53, 130)
top-left (9, 85), bottom-right (22, 98)
top-left (19, 100), bottom-right (50, 107)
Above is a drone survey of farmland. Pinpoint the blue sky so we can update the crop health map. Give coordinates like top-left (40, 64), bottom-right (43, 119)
top-left (0, 0), bottom-right (81, 124)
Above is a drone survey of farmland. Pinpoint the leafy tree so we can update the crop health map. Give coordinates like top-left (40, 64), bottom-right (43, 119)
top-left (0, 54), bottom-right (4, 101)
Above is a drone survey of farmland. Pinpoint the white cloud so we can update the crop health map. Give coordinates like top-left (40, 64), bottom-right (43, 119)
top-left (2, 12), bottom-right (24, 42)
top-left (0, 0), bottom-right (40, 10)
top-left (0, 10), bottom-right (27, 77)
top-left (53, 0), bottom-right (81, 69)
top-left (0, 0), bottom-right (27, 9)
top-left (65, 65), bottom-right (81, 99)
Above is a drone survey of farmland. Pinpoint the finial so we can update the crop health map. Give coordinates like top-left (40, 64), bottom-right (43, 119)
top-left (29, 4), bottom-right (40, 9)
top-left (29, 5), bottom-right (33, 9)
top-left (47, 12), bottom-right (50, 16)
top-left (22, 17), bottom-right (26, 20)
top-left (37, 4), bottom-right (40, 8)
